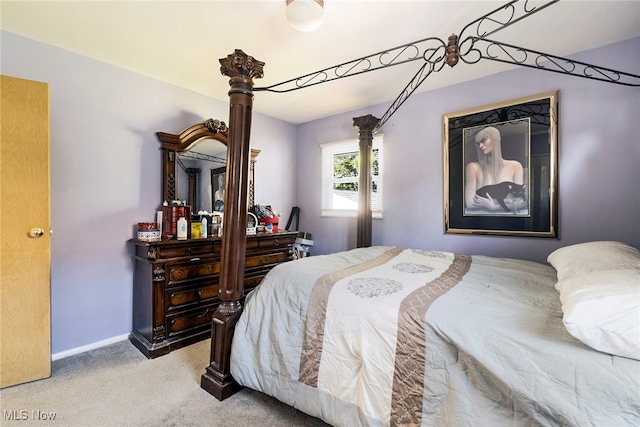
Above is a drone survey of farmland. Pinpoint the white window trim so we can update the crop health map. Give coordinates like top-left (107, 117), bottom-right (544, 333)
top-left (320, 135), bottom-right (383, 219)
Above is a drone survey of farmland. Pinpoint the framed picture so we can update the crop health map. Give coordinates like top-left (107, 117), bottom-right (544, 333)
top-left (211, 167), bottom-right (226, 213)
top-left (444, 91), bottom-right (558, 237)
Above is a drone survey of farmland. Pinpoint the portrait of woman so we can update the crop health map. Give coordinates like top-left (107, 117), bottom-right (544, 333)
top-left (464, 122), bottom-right (529, 215)
top-left (445, 93), bottom-right (556, 236)
top-left (212, 167), bottom-right (225, 213)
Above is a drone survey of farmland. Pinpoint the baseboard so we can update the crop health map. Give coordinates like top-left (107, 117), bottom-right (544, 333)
top-left (51, 333), bottom-right (129, 361)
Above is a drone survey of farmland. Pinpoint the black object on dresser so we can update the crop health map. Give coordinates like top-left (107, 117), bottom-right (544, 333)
top-left (129, 231), bottom-right (297, 358)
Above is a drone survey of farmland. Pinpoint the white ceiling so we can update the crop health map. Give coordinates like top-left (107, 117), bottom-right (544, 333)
top-left (2, 1), bottom-right (639, 124)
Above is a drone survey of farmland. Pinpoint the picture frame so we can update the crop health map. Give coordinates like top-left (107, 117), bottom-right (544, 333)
top-left (211, 166), bottom-right (226, 213)
top-left (444, 91), bottom-right (558, 237)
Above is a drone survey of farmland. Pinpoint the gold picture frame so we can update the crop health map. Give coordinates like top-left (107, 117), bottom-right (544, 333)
top-left (444, 91), bottom-right (558, 237)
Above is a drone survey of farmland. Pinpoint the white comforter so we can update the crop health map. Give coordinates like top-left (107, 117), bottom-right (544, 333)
top-left (230, 247), bottom-right (640, 426)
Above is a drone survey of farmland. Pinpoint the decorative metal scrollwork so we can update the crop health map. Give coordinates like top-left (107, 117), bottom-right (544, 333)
top-left (255, 37), bottom-right (448, 94)
top-left (461, 38), bottom-right (640, 87)
top-left (251, 0), bottom-right (638, 131)
top-left (178, 150), bottom-right (226, 164)
top-left (376, 63), bottom-right (434, 132)
top-left (456, 0), bottom-right (560, 57)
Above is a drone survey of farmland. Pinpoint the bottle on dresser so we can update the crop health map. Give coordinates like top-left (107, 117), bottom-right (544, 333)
top-left (177, 217), bottom-right (188, 240)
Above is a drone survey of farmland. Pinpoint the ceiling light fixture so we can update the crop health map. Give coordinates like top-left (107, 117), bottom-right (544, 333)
top-left (286, 0), bottom-right (324, 32)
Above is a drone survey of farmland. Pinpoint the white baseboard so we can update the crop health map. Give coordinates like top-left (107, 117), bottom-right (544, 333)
top-left (52, 333), bottom-right (130, 361)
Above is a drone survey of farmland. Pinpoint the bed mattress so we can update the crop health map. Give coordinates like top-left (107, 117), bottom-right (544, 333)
top-left (230, 246), bottom-right (640, 426)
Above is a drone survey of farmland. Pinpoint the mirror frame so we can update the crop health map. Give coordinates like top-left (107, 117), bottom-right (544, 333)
top-left (156, 119), bottom-right (229, 207)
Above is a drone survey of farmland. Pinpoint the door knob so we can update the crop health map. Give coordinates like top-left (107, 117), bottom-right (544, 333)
top-left (29, 228), bottom-right (45, 238)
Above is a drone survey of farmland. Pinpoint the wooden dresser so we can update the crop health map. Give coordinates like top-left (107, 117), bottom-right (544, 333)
top-left (129, 231), bottom-right (298, 358)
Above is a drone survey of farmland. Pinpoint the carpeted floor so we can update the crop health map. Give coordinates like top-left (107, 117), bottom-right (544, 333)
top-left (0, 339), bottom-right (330, 427)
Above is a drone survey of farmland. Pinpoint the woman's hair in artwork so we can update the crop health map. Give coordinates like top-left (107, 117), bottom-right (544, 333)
top-left (474, 126), bottom-right (504, 184)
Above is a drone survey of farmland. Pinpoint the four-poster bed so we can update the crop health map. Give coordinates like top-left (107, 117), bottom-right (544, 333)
top-left (198, 0), bottom-right (640, 424)
top-left (229, 243), bottom-right (639, 426)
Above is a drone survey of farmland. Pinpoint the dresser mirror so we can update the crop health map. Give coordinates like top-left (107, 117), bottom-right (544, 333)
top-left (156, 119), bottom-right (259, 213)
top-left (179, 139), bottom-right (227, 212)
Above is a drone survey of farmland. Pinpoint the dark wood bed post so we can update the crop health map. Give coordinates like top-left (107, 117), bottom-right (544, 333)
top-left (353, 114), bottom-right (380, 248)
top-left (201, 49), bottom-right (264, 400)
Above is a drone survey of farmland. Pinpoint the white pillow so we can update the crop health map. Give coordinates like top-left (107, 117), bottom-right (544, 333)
top-left (556, 269), bottom-right (640, 360)
top-left (547, 240), bottom-right (640, 281)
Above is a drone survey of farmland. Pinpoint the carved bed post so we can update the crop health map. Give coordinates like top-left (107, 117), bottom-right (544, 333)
top-left (353, 114), bottom-right (380, 248)
top-left (201, 50), bottom-right (264, 400)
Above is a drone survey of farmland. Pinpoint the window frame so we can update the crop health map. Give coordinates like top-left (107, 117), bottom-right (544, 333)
top-left (320, 135), bottom-right (383, 218)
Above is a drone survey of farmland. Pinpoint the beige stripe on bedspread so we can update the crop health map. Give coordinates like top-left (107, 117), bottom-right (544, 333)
top-left (390, 253), bottom-right (472, 426)
top-left (298, 247), bottom-right (404, 387)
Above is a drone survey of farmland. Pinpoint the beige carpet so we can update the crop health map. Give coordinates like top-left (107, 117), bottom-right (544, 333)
top-left (0, 339), bottom-right (329, 427)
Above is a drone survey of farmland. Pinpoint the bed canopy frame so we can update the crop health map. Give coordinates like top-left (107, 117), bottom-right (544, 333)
top-left (199, 0), bottom-right (640, 400)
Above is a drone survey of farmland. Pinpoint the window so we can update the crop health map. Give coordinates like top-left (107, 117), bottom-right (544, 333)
top-left (321, 135), bottom-right (383, 218)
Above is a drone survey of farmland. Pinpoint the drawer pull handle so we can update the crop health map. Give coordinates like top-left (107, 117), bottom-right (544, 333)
top-left (197, 290), bottom-right (202, 300)
top-left (190, 257), bottom-right (201, 262)
top-left (273, 239), bottom-right (280, 247)
top-left (197, 308), bottom-right (210, 318)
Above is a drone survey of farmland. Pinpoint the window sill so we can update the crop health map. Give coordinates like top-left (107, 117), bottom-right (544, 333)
top-left (321, 209), bottom-right (383, 219)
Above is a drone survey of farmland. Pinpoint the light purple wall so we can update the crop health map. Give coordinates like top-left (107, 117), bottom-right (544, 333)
top-left (1, 31), bottom-right (297, 353)
top-left (295, 37), bottom-right (640, 263)
top-left (2, 30), bottom-right (638, 354)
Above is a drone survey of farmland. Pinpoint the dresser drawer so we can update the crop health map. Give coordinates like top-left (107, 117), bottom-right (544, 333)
top-left (166, 284), bottom-right (219, 312)
top-left (244, 274), bottom-right (265, 290)
top-left (166, 305), bottom-right (216, 337)
top-left (157, 242), bottom-right (215, 259)
top-left (166, 260), bottom-right (221, 287)
top-left (245, 252), bottom-right (286, 269)
top-left (245, 233), bottom-right (296, 251)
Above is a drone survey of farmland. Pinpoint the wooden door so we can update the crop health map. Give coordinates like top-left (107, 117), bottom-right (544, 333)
top-left (0, 75), bottom-right (51, 388)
